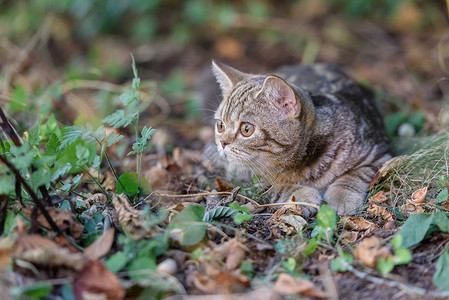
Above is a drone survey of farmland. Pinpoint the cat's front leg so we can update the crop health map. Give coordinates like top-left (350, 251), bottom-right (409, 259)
top-left (274, 185), bottom-right (323, 218)
top-left (324, 166), bottom-right (376, 215)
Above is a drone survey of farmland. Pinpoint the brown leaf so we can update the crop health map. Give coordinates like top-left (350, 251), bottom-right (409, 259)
top-left (0, 236), bottom-right (14, 269)
top-left (402, 203), bottom-right (425, 215)
top-left (193, 272), bottom-right (250, 294)
top-left (368, 191), bottom-right (388, 204)
top-left (273, 273), bottom-right (327, 298)
top-left (377, 155), bottom-right (408, 177)
top-left (367, 203), bottom-right (395, 221)
top-left (84, 228), bottom-right (115, 260)
top-left (84, 193), bottom-right (108, 208)
top-left (341, 231), bottom-right (359, 244)
top-left (410, 187), bottom-right (427, 204)
top-left (112, 194), bottom-right (152, 240)
top-left (144, 166), bottom-right (171, 189)
top-left (340, 216), bottom-right (379, 231)
top-left (74, 260), bottom-right (125, 300)
top-left (23, 206), bottom-right (84, 239)
top-left (353, 237), bottom-right (391, 268)
top-left (214, 178), bottom-right (233, 192)
top-left (225, 242), bottom-right (245, 271)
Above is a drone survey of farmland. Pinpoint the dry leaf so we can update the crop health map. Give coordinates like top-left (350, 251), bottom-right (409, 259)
top-left (193, 272), bottom-right (250, 294)
top-left (214, 178), bottom-right (233, 192)
top-left (273, 273), bottom-right (327, 298)
top-left (368, 191), bottom-right (388, 204)
top-left (84, 228), bottom-right (115, 260)
top-left (402, 203), bottom-right (425, 215)
top-left (278, 215), bottom-right (307, 234)
top-left (225, 242), bottom-right (245, 271)
top-left (353, 237), bottom-right (391, 268)
top-left (84, 193), bottom-right (108, 208)
top-left (112, 193), bottom-right (152, 240)
top-left (410, 187), bottom-right (427, 204)
top-left (74, 260), bottom-right (125, 300)
top-left (0, 236), bottom-right (14, 269)
top-left (340, 216), bottom-right (379, 231)
top-left (342, 231), bottom-right (359, 244)
top-left (378, 155), bottom-right (408, 177)
top-left (23, 206), bottom-right (84, 239)
top-left (367, 203), bottom-right (395, 221)
top-left (144, 166), bottom-right (171, 189)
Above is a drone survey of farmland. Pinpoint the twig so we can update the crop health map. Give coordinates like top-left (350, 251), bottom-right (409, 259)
top-left (343, 260), bottom-right (449, 298)
top-left (257, 202), bottom-right (320, 209)
top-left (157, 191), bottom-right (260, 208)
top-left (0, 155), bottom-right (61, 234)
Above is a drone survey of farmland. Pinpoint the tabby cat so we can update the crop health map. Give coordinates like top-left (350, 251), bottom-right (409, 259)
top-left (211, 60), bottom-right (392, 217)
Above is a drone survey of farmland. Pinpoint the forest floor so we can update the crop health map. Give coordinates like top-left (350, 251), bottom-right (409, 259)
top-left (1, 1), bottom-right (449, 299)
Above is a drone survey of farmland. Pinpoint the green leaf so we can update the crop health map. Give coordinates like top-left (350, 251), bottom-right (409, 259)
top-left (437, 189), bottom-right (449, 203)
top-left (46, 133), bottom-right (61, 155)
top-left (0, 175), bottom-right (15, 195)
top-left (390, 234), bottom-right (403, 249)
top-left (331, 257), bottom-right (349, 272)
top-left (377, 257), bottom-right (395, 275)
top-left (127, 256), bottom-right (157, 281)
top-left (106, 251), bottom-right (129, 273)
top-left (190, 248), bottom-right (204, 261)
top-left (29, 168), bottom-right (51, 191)
top-left (433, 211), bottom-right (449, 233)
top-left (10, 281), bottom-right (52, 298)
top-left (433, 250), bottom-right (449, 291)
top-left (317, 204), bottom-right (337, 231)
top-left (92, 155), bottom-right (101, 168)
top-left (0, 141), bottom-right (10, 154)
top-left (60, 124), bottom-right (105, 149)
top-left (28, 123), bottom-right (40, 147)
top-left (128, 126), bottom-right (156, 156)
top-left (169, 205), bottom-right (206, 246)
top-left (120, 90), bottom-right (135, 106)
top-left (397, 213), bottom-right (433, 248)
top-left (282, 257), bottom-right (296, 272)
top-left (240, 260), bottom-right (253, 278)
top-left (233, 213), bottom-right (252, 225)
top-left (303, 238), bottom-right (318, 256)
top-left (394, 248), bottom-right (412, 265)
top-left (51, 163), bottom-right (72, 181)
top-left (115, 172), bottom-right (152, 196)
top-left (202, 206), bottom-right (238, 222)
top-left (105, 131), bottom-right (124, 147)
top-left (229, 202), bottom-right (249, 213)
top-left (10, 85), bottom-right (28, 112)
top-left (104, 110), bottom-right (137, 128)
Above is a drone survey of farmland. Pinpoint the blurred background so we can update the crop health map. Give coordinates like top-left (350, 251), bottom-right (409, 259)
top-left (1, 0), bottom-right (448, 151)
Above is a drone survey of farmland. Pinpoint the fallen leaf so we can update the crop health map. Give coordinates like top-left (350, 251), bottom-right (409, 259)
top-left (340, 216), bottom-right (379, 231)
top-left (225, 242), bottom-right (245, 271)
top-left (112, 193), bottom-right (152, 240)
top-left (0, 236), bottom-right (14, 269)
top-left (23, 206), bottom-right (84, 239)
top-left (402, 203), bottom-right (425, 215)
top-left (341, 231), bottom-right (359, 244)
top-left (378, 155), bottom-right (408, 177)
top-left (273, 273), bottom-right (327, 298)
top-left (193, 272), bottom-right (250, 294)
top-left (214, 178), bottom-right (233, 192)
top-left (367, 203), bottom-right (395, 221)
top-left (74, 260), bottom-right (125, 300)
top-left (84, 193), bottom-right (108, 208)
top-left (410, 187), bottom-right (427, 204)
top-left (144, 166), bottom-right (171, 189)
top-left (278, 215), bottom-right (308, 234)
top-left (368, 191), bottom-right (388, 204)
top-left (353, 237), bottom-right (391, 268)
top-left (84, 228), bottom-right (115, 260)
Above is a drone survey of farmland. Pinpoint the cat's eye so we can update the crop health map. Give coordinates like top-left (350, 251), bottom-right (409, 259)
top-left (216, 120), bottom-right (225, 133)
top-left (240, 122), bottom-right (255, 137)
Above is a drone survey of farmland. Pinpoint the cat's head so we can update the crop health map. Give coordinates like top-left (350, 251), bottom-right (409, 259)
top-left (211, 60), bottom-right (315, 181)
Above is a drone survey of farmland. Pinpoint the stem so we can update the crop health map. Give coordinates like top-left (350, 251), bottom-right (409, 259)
top-left (0, 155), bottom-right (61, 234)
top-left (80, 166), bottom-right (111, 202)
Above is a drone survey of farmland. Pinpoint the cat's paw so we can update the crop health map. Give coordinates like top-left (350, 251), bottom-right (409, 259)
top-left (324, 187), bottom-right (364, 216)
top-left (274, 185), bottom-right (322, 218)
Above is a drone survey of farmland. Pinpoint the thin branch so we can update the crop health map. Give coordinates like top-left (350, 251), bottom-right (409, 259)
top-left (0, 155), bottom-right (61, 234)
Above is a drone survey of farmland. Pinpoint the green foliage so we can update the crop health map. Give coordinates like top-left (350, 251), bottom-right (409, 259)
top-left (115, 172), bottom-right (152, 196)
top-left (433, 250), bottom-right (449, 291)
top-left (311, 205), bottom-right (338, 243)
top-left (228, 202), bottom-right (253, 225)
top-left (169, 205), bottom-right (206, 246)
top-left (10, 85), bottom-right (28, 112)
top-left (202, 206), bottom-right (239, 222)
top-left (331, 248), bottom-right (353, 272)
top-left (397, 211), bottom-right (449, 248)
top-left (128, 126), bottom-right (156, 156)
top-left (10, 281), bottom-right (52, 299)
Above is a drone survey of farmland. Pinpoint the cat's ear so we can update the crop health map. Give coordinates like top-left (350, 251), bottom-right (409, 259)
top-left (212, 60), bottom-right (247, 92)
top-left (256, 76), bottom-right (299, 118)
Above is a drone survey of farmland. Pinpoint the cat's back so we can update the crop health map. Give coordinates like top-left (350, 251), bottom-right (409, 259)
top-left (275, 64), bottom-right (360, 96)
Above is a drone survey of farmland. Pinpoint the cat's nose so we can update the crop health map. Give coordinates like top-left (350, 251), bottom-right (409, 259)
top-left (220, 141), bottom-right (229, 149)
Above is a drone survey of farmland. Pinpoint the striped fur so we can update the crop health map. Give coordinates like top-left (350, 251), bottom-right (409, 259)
top-left (212, 61), bottom-right (392, 216)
